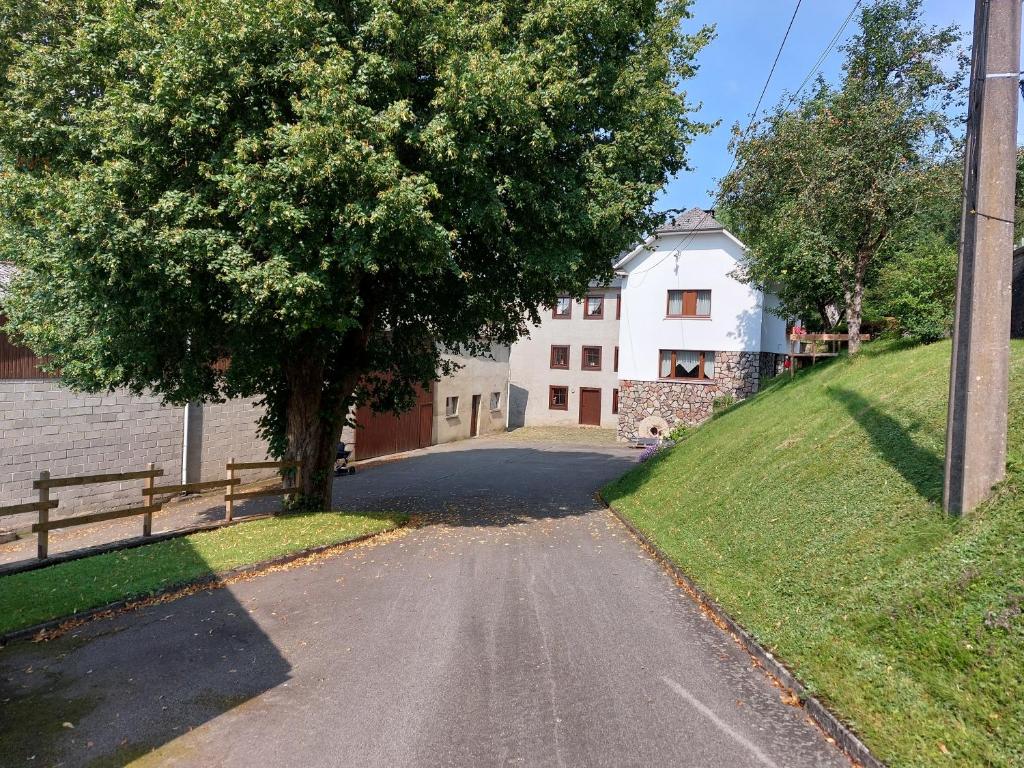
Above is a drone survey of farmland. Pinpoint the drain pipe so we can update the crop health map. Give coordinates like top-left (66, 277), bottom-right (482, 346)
top-left (181, 404), bottom-right (191, 485)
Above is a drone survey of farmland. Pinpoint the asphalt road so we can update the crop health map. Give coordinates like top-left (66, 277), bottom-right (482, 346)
top-left (0, 437), bottom-right (849, 767)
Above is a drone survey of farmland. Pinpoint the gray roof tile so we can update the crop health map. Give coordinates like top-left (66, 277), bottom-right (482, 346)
top-left (657, 207), bottom-right (725, 234)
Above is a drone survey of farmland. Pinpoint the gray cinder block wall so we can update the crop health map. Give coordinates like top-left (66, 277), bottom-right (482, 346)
top-left (1, 381), bottom-right (272, 525)
top-left (0, 381), bottom-right (184, 519)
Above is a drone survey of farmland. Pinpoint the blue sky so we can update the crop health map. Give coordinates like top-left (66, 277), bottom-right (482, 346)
top-left (658, 0), bottom-right (977, 214)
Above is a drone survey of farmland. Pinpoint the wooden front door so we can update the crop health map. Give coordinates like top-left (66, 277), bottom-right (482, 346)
top-left (470, 394), bottom-right (481, 437)
top-left (419, 403), bottom-right (433, 448)
top-left (579, 388), bottom-right (601, 426)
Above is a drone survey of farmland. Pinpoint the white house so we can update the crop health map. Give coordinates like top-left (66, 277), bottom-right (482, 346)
top-left (508, 282), bottom-right (622, 429)
top-left (613, 208), bottom-right (788, 440)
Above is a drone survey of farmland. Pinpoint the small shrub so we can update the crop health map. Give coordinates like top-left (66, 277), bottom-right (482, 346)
top-left (668, 424), bottom-right (691, 442)
top-left (712, 395), bottom-right (735, 415)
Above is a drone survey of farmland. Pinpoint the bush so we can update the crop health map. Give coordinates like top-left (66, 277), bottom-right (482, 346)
top-left (869, 235), bottom-right (957, 342)
top-left (668, 424), bottom-right (691, 442)
top-left (712, 395), bottom-right (736, 415)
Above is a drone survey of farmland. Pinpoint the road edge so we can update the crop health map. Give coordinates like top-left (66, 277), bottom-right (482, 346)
top-left (0, 520), bottom-right (409, 648)
top-left (600, 494), bottom-right (885, 768)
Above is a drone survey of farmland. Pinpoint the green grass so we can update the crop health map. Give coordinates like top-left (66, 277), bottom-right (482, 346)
top-left (0, 511), bottom-right (406, 635)
top-left (604, 340), bottom-right (1024, 768)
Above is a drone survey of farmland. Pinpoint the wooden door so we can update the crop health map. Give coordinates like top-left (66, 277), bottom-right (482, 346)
top-left (470, 394), bottom-right (481, 437)
top-left (354, 383), bottom-right (434, 460)
top-left (418, 403), bottom-right (433, 448)
top-left (579, 388), bottom-right (601, 426)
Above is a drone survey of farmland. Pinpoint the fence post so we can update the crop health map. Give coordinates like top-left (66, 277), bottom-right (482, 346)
top-left (225, 457), bottom-right (235, 522)
top-left (37, 470), bottom-right (49, 560)
top-left (142, 462), bottom-right (155, 537)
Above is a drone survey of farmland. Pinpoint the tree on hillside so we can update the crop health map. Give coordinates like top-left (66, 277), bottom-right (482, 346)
top-left (0, 0), bottom-right (712, 508)
top-left (719, 0), bottom-right (962, 352)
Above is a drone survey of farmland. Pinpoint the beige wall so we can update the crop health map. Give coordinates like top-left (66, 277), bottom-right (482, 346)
top-left (508, 286), bottom-right (622, 429)
top-left (434, 346), bottom-right (510, 445)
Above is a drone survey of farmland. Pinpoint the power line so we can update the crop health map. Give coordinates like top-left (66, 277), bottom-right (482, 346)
top-left (638, 0), bottom-right (863, 272)
top-left (631, 0), bottom-right (805, 275)
top-left (789, 0), bottom-right (862, 103)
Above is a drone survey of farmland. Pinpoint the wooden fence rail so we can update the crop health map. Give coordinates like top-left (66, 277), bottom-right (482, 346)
top-left (223, 457), bottom-right (301, 522)
top-left (1, 465), bottom-right (164, 560)
top-left (2, 458), bottom-right (300, 560)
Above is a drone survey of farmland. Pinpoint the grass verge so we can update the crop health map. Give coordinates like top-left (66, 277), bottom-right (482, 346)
top-left (0, 511), bottom-right (406, 636)
top-left (603, 340), bottom-right (1024, 768)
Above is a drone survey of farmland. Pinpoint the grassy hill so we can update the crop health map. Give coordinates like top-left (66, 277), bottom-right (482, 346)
top-left (603, 340), bottom-right (1024, 767)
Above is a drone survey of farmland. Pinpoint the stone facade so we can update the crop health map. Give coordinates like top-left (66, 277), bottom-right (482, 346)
top-left (617, 351), bottom-right (781, 440)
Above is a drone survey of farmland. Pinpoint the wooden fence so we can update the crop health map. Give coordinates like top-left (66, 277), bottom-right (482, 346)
top-left (0, 459), bottom-right (301, 561)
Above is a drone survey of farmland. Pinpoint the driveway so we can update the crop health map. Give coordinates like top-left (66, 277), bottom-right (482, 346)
top-left (0, 435), bottom-right (848, 767)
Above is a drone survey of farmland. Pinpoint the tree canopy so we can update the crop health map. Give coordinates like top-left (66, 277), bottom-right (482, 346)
top-left (0, 0), bottom-right (712, 505)
top-left (719, 0), bottom-right (962, 351)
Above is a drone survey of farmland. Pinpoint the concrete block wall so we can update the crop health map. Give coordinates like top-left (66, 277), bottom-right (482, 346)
top-left (1, 383), bottom-right (275, 529)
top-left (185, 398), bottom-right (273, 484)
top-left (0, 380), bottom-right (183, 520)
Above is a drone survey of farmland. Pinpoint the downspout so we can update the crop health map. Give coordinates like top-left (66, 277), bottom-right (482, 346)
top-left (505, 344), bottom-right (512, 431)
top-left (181, 404), bottom-right (190, 485)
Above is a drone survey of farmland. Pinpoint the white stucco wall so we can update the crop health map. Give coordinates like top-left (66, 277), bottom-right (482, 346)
top-left (508, 286), bottom-right (622, 429)
top-left (434, 346), bottom-right (510, 444)
top-left (618, 232), bottom-right (779, 381)
top-left (759, 292), bottom-right (790, 355)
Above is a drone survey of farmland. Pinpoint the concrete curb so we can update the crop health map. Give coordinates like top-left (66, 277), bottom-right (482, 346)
top-left (0, 522), bottom-right (406, 648)
top-left (601, 496), bottom-right (885, 768)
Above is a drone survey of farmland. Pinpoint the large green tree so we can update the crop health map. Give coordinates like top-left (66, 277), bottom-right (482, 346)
top-left (0, 0), bottom-right (711, 507)
top-left (719, 0), bottom-right (961, 352)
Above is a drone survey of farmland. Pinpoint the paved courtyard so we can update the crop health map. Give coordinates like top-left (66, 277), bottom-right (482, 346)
top-left (0, 435), bottom-right (848, 767)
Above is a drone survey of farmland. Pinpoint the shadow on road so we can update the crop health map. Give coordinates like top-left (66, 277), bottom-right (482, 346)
top-left (330, 443), bottom-right (636, 527)
top-left (0, 442), bottom-right (634, 766)
top-left (0, 543), bottom-right (291, 766)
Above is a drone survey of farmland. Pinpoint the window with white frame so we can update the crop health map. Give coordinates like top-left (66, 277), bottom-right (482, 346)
top-left (489, 391), bottom-right (501, 411)
top-left (445, 395), bottom-right (459, 417)
top-left (659, 350), bottom-right (715, 380)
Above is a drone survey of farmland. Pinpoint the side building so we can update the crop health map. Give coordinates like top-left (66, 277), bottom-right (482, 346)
top-left (615, 209), bottom-right (788, 440)
top-left (508, 283), bottom-right (622, 429)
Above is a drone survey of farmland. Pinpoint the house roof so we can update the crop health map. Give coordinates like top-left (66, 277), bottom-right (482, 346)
top-left (656, 207), bottom-right (725, 235)
top-left (613, 208), bottom-right (737, 270)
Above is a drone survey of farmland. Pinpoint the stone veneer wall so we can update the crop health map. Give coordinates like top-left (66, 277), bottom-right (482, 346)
top-left (617, 351), bottom-right (781, 440)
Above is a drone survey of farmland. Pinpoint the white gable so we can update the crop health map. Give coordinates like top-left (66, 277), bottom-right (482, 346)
top-left (617, 229), bottom-right (787, 382)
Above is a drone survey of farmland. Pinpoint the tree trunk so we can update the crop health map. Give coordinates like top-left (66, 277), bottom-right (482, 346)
top-left (846, 251), bottom-right (871, 355)
top-left (281, 355), bottom-right (352, 512)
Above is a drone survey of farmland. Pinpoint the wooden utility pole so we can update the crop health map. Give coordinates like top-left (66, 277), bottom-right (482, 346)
top-left (944, 0), bottom-right (1022, 516)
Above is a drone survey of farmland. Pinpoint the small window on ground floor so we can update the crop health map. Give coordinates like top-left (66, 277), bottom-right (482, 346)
top-left (489, 391), bottom-right (501, 411)
top-left (659, 350), bottom-right (715, 380)
top-left (612, 388), bottom-right (619, 414)
top-left (549, 385), bottom-right (568, 410)
top-left (445, 395), bottom-right (459, 417)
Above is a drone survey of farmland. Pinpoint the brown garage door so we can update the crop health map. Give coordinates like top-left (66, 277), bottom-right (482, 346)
top-left (354, 384), bottom-right (434, 460)
top-left (579, 387), bottom-right (601, 426)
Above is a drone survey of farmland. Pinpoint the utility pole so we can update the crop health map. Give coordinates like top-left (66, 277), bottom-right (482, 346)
top-left (944, 0), bottom-right (1022, 516)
